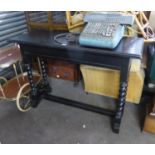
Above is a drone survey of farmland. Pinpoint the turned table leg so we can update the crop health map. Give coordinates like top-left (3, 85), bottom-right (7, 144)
top-left (25, 62), bottom-right (39, 107)
top-left (39, 58), bottom-right (52, 93)
top-left (112, 60), bottom-right (130, 133)
top-left (112, 82), bottom-right (128, 133)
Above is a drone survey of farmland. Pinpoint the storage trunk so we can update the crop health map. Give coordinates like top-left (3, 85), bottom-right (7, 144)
top-left (48, 59), bottom-right (80, 82)
top-left (80, 59), bottom-right (145, 104)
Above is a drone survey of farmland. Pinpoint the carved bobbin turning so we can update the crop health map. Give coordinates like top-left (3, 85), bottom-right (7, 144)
top-left (112, 82), bottom-right (128, 133)
top-left (25, 63), bottom-right (37, 96)
top-left (40, 58), bottom-right (51, 93)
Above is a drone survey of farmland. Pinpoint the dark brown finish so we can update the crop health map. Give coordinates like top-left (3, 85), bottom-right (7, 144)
top-left (0, 46), bottom-right (21, 69)
top-left (48, 59), bottom-right (79, 81)
top-left (9, 30), bottom-right (144, 59)
top-left (0, 75), bottom-right (40, 99)
top-left (8, 30), bottom-right (144, 133)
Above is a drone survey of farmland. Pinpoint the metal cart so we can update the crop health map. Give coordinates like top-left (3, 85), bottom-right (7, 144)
top-left (0, 45), bottom-right (41, 112)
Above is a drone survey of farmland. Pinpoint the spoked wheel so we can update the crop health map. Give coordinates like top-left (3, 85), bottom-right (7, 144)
top-left (0, 76), bottom-right (7, 84)
top-left (16, 83), bottom-right (31, 112)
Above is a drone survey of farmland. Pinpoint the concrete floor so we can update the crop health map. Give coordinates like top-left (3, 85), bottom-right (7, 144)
top-left (0, 78), bottom-right (155, 144)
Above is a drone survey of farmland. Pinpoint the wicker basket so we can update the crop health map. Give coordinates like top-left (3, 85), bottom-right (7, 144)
top-left (80, 59), bottom-right (145, 104)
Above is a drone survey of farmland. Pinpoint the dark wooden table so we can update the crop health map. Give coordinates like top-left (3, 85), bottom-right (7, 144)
top-left (9, 30), bottom-right (144, 133)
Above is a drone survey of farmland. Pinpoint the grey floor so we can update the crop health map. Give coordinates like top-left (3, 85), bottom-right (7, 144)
top-left (0, 78), bottom-right (155, 144)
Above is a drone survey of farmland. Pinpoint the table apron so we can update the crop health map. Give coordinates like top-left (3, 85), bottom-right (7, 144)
top-left (20, 44), bottom-right (130, 72)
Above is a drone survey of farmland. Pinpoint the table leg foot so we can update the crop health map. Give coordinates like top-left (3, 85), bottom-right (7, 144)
top-left (31, 95), bottom-right (41, 108)
top-left (112, 118), bottom-right (121, 133)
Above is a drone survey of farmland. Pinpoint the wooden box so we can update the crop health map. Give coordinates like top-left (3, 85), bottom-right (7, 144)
top-left (80, 59), bottom-right (145, 104)
top-left (143, 97), bottom-right (155, 134)
top-left (143, 115), bottom-right (155, 134)
top-left (48, 59), bottom-right (80, 82)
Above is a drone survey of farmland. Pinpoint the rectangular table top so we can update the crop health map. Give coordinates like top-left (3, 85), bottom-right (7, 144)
top-left (8, 30), bottom-right (144, 59)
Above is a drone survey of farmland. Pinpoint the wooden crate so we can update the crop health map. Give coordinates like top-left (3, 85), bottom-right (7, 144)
top-left (25, 11), bottom-right (68, 31)
top-left (80, 59), bottom-right (145, 104)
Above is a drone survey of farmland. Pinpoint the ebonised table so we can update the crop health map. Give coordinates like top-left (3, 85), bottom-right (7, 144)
top-left (9, 30), bottom-right (144, 133)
